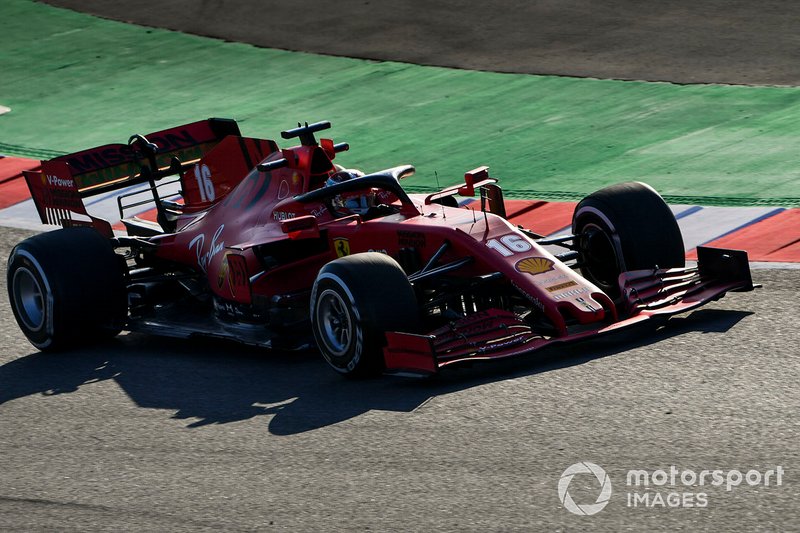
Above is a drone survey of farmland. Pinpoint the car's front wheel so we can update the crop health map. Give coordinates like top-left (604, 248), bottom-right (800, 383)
top-left (572, 181), bottom-right (685, 298)
top-left (310, 252), bottom-right (419, 377)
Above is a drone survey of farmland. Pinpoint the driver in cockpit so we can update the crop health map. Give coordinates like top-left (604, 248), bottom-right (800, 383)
top-left (325, 167), bottom-right (373, 215)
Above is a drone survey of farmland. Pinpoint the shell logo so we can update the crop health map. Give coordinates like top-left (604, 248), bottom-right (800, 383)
top-left (515, 257), bottom-right (555, 276)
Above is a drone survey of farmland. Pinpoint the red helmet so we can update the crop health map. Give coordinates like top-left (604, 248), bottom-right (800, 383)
top-left (325, 168), bottom-right (364, 187)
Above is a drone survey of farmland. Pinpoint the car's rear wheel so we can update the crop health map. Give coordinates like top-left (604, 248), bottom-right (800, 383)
top-left (572, 182), bottom-right (685, 298)
top-left (7, 228), bottom-right (127, 351)
top-left (310, 252), bottom-right (419, 377)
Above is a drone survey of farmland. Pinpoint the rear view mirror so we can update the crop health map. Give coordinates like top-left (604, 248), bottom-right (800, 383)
top-left (280, 215), bottom-right (319, 239)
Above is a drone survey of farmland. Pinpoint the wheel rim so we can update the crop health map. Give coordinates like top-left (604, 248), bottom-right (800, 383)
top-left (12, 267), bottom-right (46, 332)
top-left (316, 289), bottom-right (354, 357)
top-left (581, 222), bottom-right (621, 291)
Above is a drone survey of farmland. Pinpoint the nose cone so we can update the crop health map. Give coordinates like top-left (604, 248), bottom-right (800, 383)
top-left (558, 293), bottom-right (609, 325)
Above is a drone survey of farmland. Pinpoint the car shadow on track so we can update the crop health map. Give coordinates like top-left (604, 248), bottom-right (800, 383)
top-left (0, 308), bottom-right (751, 435)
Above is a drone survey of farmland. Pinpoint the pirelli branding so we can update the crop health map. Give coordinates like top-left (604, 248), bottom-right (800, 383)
top-left (546, 280), bottom-right (578, 292)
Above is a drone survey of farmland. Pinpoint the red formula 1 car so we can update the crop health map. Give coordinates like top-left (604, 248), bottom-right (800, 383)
top-left (7, 120), bottom-right (754, 376)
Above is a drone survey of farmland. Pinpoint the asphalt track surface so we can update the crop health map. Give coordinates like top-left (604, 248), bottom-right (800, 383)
top-left (2, 230), bottom-right (799, 531)
top-left (3, 2), bottom-right (799, 531)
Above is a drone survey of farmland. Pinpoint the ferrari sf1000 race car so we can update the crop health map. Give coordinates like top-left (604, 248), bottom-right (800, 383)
top-left (7, 120), bottom-right (754, 376)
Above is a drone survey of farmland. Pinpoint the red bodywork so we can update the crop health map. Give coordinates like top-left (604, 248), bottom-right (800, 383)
top-left (23, 119), bottom-right (755, 375)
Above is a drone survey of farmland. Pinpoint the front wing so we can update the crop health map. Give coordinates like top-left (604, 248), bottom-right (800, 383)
top-left (383, 246), bottom-right (755, 375)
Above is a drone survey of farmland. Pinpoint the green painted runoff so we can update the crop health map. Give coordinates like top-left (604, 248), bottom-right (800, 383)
top-left (1, 0), bottom-right (798, 206)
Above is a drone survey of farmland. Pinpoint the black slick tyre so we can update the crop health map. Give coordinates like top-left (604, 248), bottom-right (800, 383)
top-left (572, 181), bottom-right (685, 297)
top-left (7, 227), bottom-right (127, 351)
top-left (310, 252), bottom-right (419, 377)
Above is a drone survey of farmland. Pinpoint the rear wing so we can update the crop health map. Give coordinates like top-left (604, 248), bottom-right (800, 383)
top-left (24, 118), bottom-right (240, 236)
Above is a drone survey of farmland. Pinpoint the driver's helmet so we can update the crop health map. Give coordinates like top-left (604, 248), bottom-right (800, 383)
top-left (325, 168), bottom-right (364, 187)
top-left (326, 168), bottom-right (374, 215)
